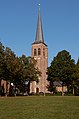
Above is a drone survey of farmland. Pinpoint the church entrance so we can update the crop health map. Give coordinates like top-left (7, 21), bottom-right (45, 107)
top-left (36, 87), bottom-right (39, 94)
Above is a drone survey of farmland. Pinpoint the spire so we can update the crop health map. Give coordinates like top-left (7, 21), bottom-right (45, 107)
top-left (35, 4), bottom-right (44, 43)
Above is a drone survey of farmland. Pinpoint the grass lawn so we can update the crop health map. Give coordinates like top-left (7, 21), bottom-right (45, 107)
top-left (0, 96), bottom-right (79, 119)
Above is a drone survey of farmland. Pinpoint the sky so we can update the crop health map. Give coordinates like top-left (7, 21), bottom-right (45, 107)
top-left (0, 0), bottom-right (79, 65)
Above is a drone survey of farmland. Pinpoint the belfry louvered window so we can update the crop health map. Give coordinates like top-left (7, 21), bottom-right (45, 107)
top-left (34, 49), bottom-right (37, 56)
top-left (38, 48), bottom-right (41, 55)
top-left (43, 48), bottom-right (45, 57)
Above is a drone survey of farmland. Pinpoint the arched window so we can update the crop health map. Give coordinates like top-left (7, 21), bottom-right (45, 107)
top-left (38, 48), bottom-right (41, 55)
top-left (34, 49), bottom-right (37, 56)
top-left (43, 48), bottom-right (45, 57)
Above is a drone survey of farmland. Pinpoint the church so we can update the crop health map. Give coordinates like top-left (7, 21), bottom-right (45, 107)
top-left (0, 5), bottom-right (49, 95)
top-left (30, 6), bottom-right (48, 94)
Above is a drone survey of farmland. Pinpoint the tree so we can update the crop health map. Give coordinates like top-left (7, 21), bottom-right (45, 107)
top-left (0, 42), bottom-right (5, 81)
top-left (19, 55), bottom-right (41, 94)
top-left (47, 50), bottom-right (75, 95)
top-left (73, 58), bottom-right (79, 95)
top-left (68, 58), bottom-right (79, 95)
top-left (0, 42), bottom-right (41, 95)
top-left (3, 47), bottom-right (17, 95)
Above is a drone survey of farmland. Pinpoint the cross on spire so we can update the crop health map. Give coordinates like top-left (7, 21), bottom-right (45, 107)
top-left (38, 3), bottom-right (40, 11)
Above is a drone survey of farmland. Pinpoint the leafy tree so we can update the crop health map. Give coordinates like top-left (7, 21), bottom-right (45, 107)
top-left (0, 42), bottom-right (5, 81)
top-left (20, 55), bottom-right (41, 81)
top-left (73, 58), bottom-right (79, 95)
top-left (0, 42), bottom-right (41, 95)
top-left (47, 50), bottom-right (75, 95)
top-left (3, 47), bottom-right (17, 95)
top-left (68, 58), bottom-right (79, 95)
top-left (19, 55), bottom-right (41, 93)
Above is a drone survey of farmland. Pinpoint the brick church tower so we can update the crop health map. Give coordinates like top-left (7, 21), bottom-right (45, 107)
top-left (30, 6), bottom-right (48, 94)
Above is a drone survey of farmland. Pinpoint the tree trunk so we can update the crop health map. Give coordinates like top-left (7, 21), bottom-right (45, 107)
top-left (62, 85), bottom-right (64, 96)
top-left (6, 81), bottom-right (8, 97)
top-left (73, 80), bottom-right (75, 95)
top-left (73, 87), bottom-right (75, 95)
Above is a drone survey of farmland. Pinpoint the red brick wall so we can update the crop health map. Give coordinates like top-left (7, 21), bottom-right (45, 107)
top-left (30, 43), bottom-right (49, 93)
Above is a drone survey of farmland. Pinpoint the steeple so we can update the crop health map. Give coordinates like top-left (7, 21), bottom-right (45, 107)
top-left (30, 3), bottom-right (48, 94)
top-left (35, 4), bottom-right (44, 43)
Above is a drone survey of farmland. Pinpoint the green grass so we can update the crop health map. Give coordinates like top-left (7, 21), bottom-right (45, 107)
top-left (0, 96), bottom-right (79, 119)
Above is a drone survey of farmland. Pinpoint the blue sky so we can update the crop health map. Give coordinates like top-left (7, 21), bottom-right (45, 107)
top-left (0, 0), bottom-right (79, 65)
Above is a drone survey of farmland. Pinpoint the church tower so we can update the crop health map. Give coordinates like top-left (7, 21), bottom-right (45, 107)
top-left (30, 5), bottom-right (48, 94)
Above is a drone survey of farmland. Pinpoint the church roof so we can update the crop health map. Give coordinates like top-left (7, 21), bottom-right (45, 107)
top-left (35, 6), bottom-right (44, 43)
